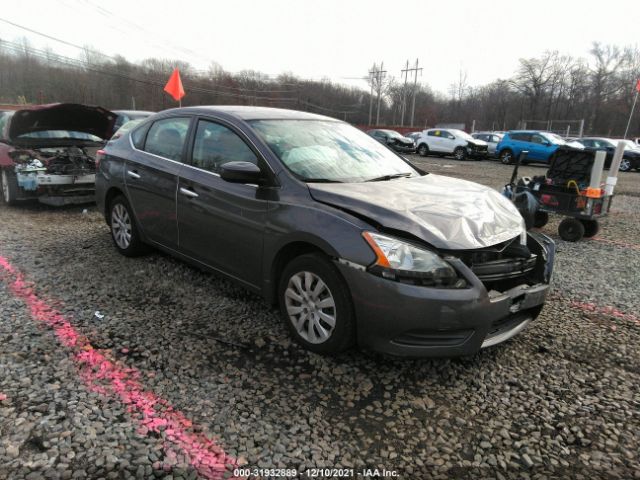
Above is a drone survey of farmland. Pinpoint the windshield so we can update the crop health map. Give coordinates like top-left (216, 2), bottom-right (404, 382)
top-left (383, 130), bottom-right (403, 139)
top-left (250, 120), bottom-right (418, 182)
top-left (450, 129), bottom-right (474, 141)
top-left (17, 130), bottom-right (103, 141)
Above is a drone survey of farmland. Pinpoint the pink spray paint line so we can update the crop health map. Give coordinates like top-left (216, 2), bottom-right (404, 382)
top-left (568, 299), bottom-right (640, 327)
top-left (0, 256), bottom-right (238, 479)
top-left (590, 237), bottom-right (640, 251)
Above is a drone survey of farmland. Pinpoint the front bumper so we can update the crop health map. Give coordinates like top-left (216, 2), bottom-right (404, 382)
top-left (392, 144), bottom-right (417, 153)
top-left (337, 232), bottom-right (555, 357)
top-left (468, 148), bottom-right (489, 158)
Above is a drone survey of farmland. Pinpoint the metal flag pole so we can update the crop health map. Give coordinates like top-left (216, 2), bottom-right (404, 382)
top-left (623, 87), bottom-right (639, 139)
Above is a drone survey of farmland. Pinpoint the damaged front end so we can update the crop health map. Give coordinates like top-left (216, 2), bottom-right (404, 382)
top-left (10, 146), bottom-right (98, 206)
top-left (445, 231), bottom-right (555, 349)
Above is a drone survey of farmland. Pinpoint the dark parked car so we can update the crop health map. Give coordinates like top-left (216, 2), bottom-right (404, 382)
top-left (574, 137), bottom-right (640, 172)
top-left (96, 106), bottom-right (555, 357)
top-left (0, 103), bottom-right (115, 206)
top-left (367, 129), bottom-right (416, 153)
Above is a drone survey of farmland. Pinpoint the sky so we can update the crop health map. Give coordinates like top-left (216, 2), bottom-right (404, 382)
top-left (1, 0), bottom-right (639, 95)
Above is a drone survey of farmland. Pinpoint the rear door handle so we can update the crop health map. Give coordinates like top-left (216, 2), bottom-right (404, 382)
top-left (127, 170), bottom-right (141, 179)
top-left (179, 187), bottom-right (199, 199)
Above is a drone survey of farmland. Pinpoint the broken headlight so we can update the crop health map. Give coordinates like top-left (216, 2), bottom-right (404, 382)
top-left (362, 232), bottom-right (464, 287)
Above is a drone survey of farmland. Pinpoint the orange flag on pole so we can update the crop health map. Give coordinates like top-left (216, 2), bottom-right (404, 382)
top-left (164, 68), bottom-right (185, 103)
top-left (636, 78), bottom-right (640, 92)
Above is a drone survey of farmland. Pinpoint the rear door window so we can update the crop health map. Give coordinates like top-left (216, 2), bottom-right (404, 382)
top-left (143, 117), bottom-right (191, 162)
top-left (511, 133), bottom-right (532, 142)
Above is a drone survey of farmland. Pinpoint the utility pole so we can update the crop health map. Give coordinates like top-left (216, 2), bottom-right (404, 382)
top-left (400, 60), bottom-right (410, 126)
top-left (408, 58), bottom-right (423, 127)
top-left (368, 63), bottom-right (376, 126)
top-left (375, 62), bottom-right (386, 126)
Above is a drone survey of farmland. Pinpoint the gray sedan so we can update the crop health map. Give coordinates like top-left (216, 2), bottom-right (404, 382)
top-left (96, 106), bottom-right (554, 357)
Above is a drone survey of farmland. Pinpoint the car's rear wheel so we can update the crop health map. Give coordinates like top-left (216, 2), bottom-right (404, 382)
top-left (417, 143), bottom-right (429, 157)
top-left (453, 147), bottom-right (467, 161)
top-left (619, 158), bottom-right (631, 172)
top-left (278, 253), bottom-right (355, 354)
top-left (1, 168), bottom-right (19, 206)
top-left (109, 195), bottom-right (147, 256)
top-left (500, 150), bottom-right (514, 165)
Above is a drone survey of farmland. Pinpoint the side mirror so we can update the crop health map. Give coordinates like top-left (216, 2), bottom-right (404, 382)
top-left (220, 161), bottom-right (265, 185)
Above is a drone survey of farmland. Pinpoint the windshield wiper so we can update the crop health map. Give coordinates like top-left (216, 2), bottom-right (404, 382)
top-left (364, 172), bottom-right (413, 182)
top-left (303, 178), bottom-right (344, 183)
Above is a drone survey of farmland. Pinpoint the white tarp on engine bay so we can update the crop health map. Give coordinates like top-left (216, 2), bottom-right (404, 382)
top-left (308, 173), bottom-right (526, 250)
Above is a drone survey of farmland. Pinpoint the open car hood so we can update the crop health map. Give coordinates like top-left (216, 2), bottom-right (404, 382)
top-left (308, 174), bottom-right (525, 250)
top-left (8, 103), bottom-right (116, 142)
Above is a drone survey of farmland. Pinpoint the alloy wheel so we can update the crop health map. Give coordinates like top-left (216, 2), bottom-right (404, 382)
top-left (284, 271), bottom-right (336, 344)
top-left (619, 158), bottom-right (631, 172)
top-left (111, 203), bottom-right (132, 249)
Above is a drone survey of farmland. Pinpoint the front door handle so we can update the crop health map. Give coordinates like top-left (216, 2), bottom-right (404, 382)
top-left (179, 187), bottom-right (199, 199)
top-left (127, 170), bottom-right (141, 179)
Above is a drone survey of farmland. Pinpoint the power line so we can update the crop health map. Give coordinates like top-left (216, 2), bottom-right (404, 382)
top-left (0, 16), bottom-right (118, 62)
top-left (0, 39), bottom-right (300, 103)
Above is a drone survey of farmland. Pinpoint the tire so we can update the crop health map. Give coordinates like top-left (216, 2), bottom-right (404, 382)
top-left (580, 219), bottom-right (599, 238)
top-left (499, 149), bottom-right (514, 165)
top-left (278, 253), bottom-right (355, 354)
top-left (1, 168), bottom-right (19, 206)
top-left (558, 217), bottom-right (585, 242)
top-left (619, 158), bottom-right (631, 172)
top-left (417, 143), bottom-right (429, 157)
top-left (453, 147), bottom-right (467, 161)
top-left (108, 195), bottom-right (147, 256)
top-left (533, 211), bottom-right (549, 228)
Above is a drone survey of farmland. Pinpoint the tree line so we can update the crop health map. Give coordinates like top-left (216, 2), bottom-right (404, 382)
top-left (0, 38), bottom-right (638, 137)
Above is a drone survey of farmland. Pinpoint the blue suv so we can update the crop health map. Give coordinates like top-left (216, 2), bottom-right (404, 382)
top-left (496, 131), bottom-right (569, 165)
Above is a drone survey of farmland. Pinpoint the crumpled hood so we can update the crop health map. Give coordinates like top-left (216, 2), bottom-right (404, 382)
top-left (8, 103), bottom-right (116, 142)
top-left (309, 174), bottom-right (525, 250)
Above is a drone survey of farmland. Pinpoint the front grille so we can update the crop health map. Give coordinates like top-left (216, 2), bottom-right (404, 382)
top-left (471, 256), bottom-right (537, 281)
top-left (451, 236), bottom-right (539, 288)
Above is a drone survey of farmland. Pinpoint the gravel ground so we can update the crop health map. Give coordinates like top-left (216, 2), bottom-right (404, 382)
top-left (1, 157), bottom-right (639, 480)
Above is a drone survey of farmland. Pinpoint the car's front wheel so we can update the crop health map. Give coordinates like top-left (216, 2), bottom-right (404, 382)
top-left (109, 195), bottom-right (147, 256)
top-left (453, 147), bottom-right (467, 161)
top-left (278, 253), bottom-right (355, 354)
top-left (1, 168), bottom-right (19, 205)
top-left (619, 158), bottom-right (631, 172)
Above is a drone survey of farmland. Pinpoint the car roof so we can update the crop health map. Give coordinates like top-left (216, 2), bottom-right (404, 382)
top-left (507, 130), bottom-right (552, 134)
top-left (113, 110), bottom-right (155, 116)
top-left (159, 106), bottom-right (336, 122)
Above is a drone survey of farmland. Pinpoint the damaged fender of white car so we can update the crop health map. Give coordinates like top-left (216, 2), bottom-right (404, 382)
top-left (308, 174), bottom-right (526, 250)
